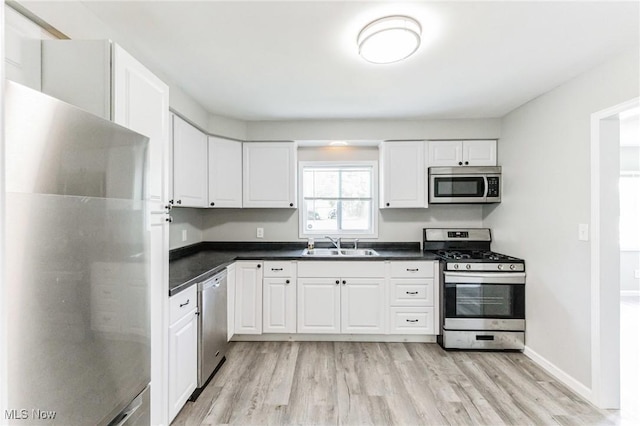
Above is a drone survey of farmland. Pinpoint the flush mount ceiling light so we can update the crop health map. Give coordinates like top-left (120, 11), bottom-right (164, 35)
top-left (357, 15), bottom-right (422, 64)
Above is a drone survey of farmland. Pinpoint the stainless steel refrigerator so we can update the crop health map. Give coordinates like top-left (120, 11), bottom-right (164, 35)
top-left (4, 81), bottom-right (151, 425)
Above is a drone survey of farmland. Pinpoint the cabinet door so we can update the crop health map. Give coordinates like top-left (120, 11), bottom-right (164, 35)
top-left (263, 277), bottom-right (296, 333)
top-left (462, 140), bottom-right (497, 166)
top-left (243, 142), bottom-right (296, 208)
top-left (381, 141), bottom-right (426, 208)
top-left (341, 278), bottom-right (386, 334)
top-left (208, 136), bottom-right (242, 208)
top-left (168, 309), bottom-right (197, 423)
top-left (297, 278), bottom-right (341, 333)
top-left (113, 44), bottom-right (170, 207)
top-left (172, 115), bottom-right (207, 207)
top-left (234, 262), bottom-right (263, 334)
top-left (6, 6), bottom-right (55, 91)
top-left (428, 141), bottom-right (463, 167)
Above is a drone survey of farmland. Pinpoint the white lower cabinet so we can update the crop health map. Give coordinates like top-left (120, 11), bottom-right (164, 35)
top-left (388, 261), bottom-right (439, 335)
top-left (168, 287), bottom-right (198, 423)
top-left (297, 278), bottom-right (341, 333)
top-left (297, 262), bottom-right (387, 334)
top-left (226, 263), bottom-right (236, 341)
top-left (234, 261), bottom-right (263, 334)
top-left (341, 278), bottom-right (386, 334)
top-left (263, 261), bottom-right (297, 333)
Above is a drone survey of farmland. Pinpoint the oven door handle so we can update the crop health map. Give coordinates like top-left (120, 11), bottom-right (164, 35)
top-left (444, 271), bottom-right (526, 284)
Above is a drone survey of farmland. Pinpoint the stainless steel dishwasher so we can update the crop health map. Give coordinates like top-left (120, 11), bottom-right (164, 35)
top-left (192, 270), bottom-right (228, 399)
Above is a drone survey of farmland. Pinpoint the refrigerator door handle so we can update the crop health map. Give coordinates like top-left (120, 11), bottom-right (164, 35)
top-left (110, 392), bottom-right (143, 426)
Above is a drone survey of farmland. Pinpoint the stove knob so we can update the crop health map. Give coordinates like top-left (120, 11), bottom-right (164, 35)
top-left (465, 264), bottom-right (471, 270)
top-left (498, 264), bottom-right (504, 270)
top-left (453, 264), bottom-right (459, 270)
top-left (510, 264), bottom-right (516, 270)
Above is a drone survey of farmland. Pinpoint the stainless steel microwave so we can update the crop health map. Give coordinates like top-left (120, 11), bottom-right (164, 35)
top-left (429, 166), bottom-right (501, 204)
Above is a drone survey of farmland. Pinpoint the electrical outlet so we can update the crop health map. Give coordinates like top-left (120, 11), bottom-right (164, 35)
top-left (256, 227), bottom-right (264, 238)
top-left (181, 229), bottom-right (187, 242)
top-left (635, 269), bottom-right (640, 279)
top-left (578, 224), bottom-right (589, 241)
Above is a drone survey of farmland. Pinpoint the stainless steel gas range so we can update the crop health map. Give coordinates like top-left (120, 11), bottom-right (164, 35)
top-left (424, 228), bottom-right (526, 351)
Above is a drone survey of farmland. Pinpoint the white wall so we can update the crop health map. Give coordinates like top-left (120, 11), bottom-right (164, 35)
top-left (201, 205), bottom-right (483, 243)
top-left (483, 50), bottom-right (640, 390)
top-left (169, 208), bottom-right (203, 250)
top-left (247, 118), bottom-right (501, 141)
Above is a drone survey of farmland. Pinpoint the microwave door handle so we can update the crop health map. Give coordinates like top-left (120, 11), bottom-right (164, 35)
top-left (482, 176), bottom-right (489, 198)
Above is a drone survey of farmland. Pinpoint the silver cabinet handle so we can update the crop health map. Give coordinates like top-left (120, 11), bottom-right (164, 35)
top-left (406, 291), bottom-right (419, 295)
top-left (179, 299), bottom-right (190, 308)
top-left (406, 319), bottom-right (419, 323)
top-left (406, 268), bottom-right (419, 272)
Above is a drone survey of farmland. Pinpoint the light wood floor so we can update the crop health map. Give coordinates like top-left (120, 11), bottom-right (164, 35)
top-left (172, 341), bottom-right (619, 426)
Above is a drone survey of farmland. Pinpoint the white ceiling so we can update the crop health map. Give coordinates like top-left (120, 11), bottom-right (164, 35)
top-left (77, 1), bottom-right (638, 121)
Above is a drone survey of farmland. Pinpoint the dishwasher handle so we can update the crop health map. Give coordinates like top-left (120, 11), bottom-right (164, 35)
top-left (199, 271), bottom-right (227, 291)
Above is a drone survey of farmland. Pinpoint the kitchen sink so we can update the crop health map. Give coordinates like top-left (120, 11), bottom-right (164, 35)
top-left (301, 248), bottom-right (379, 257)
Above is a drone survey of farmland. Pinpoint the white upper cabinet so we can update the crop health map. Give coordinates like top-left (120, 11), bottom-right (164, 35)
top-left (5, 5), bottom-right (55, 90)
top-left (41, 40), bottom-right (170, 204)
top-left (428, 140), bottom-right (497, 167)
top-left (463, 140), bottom-right (497, 166)
top-left (380, 141), bottom-right (427, 208)
top-left (172, 115), bottom-right (207, 207)
top-left (243, 142), bottom-right (297, 208)
top-left (208, 136), bottom-right (243, 208)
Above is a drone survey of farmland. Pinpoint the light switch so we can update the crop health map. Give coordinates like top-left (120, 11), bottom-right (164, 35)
top-left (257, 227), bottom-right (264, 238)
top-left (578, 224), bottom-right (589, 241)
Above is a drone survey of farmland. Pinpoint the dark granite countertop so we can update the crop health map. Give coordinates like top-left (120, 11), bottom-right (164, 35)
top-left (169, 242), bottom-right (440, 296)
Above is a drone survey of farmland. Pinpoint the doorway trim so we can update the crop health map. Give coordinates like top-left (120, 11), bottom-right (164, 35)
top-left (590, 97), bottom-right (639, 408)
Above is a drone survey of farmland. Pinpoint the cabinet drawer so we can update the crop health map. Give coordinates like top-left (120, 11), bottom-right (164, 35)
top-left (263, 261), bottom-right (294, 277)
top-left (389, 279), bottom-right (434, 306)
top-left (389, 307), bottom-right (435, 334)
top-left (170, 285), bottom-right (197, 325)
top-left (389, 261), bottom-right (434, 278)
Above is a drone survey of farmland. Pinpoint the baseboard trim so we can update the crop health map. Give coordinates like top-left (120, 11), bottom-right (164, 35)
top-left (232, 334), bottom-right (437, 343)
top-left (524, 346), bottom-right (592, 402)
top-left (620, 290), bottom-right (640, 297)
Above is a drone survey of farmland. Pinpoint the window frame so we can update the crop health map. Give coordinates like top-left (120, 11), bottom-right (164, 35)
top-left (298, 161), bottom-right (378, 239)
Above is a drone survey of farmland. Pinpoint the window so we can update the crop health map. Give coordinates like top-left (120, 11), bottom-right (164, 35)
top-left (299, 162), bottom-right (377, 237)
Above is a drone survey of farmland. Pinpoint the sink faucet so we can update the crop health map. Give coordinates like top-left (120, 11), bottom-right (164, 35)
top-left (325, 236), bottom-right (341, 250)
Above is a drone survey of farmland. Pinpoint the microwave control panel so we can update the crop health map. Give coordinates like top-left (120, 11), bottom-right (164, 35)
top-left (487, 177), bottom-right (500, 197)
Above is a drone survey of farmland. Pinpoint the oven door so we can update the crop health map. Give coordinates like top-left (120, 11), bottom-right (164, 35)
top-left (443, 272), bottom-right (525, 331)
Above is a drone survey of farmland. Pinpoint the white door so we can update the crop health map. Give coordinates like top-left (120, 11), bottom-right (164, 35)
top-left (168, 310), bottom-right (197, 423)
top-left (428, 141), bottom-right (463, 166)
top-left (234, 262), bottom-right (263, 334)
top-left (341, 278), bottom-right (386, 334)
top-left (208, 136), bottom-right (242, 208)
top-left (381, 141), bottom-right (426, 208)
top-left (263, 277), bottom-right (296, 333)
top-left (297, 278), bottom-right (341, 333)
top-left (463, 140), bottom-right (497, 166)
top-left (111, 44), bottom-right (170, 426)
top-left (243, 142), bottom-right (297, 208)
top-left (172, 115), bottom-right (207, 207)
